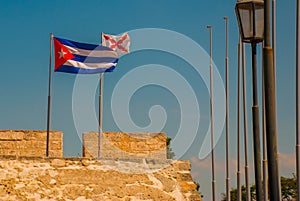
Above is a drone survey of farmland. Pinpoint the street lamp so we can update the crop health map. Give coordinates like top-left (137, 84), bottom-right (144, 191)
top-left (235, 1), bottom-right (264, 201)
top-left (235, 0), bottom-right (264, 43)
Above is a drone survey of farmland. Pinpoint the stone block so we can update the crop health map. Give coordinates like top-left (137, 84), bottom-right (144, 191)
top-left (83, 132), bottom-right (98, 141)
top-left (49, 131), bottom-right (63, 140)
top-left (48, 150), bottom-right (63, 158)
top-left (51, 159), bottom-right (66, 168)
top-left (19, 149), bottom-right (44, 157)
top-left (7, 150), bottom-right (18, 156)
top-left (0, 141), bottom-right (17, 149)
top-left (173, 160), bottom-right (191, 171)
top-left (23, 131), bottom-right (45, 141)
top-left (50, 141), bottom-right (62, 150)
top-left (0, 131), bottom-right (24, 141)
top-left (17, 141), bottom-right (32, 149)
top-left (0, 149), bottom-right (7, 155)
top-left (178, 172), bottom-right (193, 182)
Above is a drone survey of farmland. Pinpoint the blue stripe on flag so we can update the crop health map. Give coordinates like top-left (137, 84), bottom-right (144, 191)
top-left (72, 55), bottom-right (118, 63)
top-left (55, 37), bottom-right (112, 51)
top-left (56, 65), bottom-right (116, 74)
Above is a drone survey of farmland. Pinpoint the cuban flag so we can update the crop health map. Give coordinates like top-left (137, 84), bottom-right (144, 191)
top-left (53, 37), bottom-right (118, 74)
top-left (102, 32), bottom-right (130, 56)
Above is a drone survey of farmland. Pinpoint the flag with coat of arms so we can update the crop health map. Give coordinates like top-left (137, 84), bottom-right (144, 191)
top-left (101, 32), bottom-right (130, 56)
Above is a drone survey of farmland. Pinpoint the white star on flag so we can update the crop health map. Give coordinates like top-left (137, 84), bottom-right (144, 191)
top-left (58, 49), bottom-right (67, 59)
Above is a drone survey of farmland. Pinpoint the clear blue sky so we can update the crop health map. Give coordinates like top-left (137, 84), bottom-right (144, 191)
top-left (0, 0), bottom-right (297, 200)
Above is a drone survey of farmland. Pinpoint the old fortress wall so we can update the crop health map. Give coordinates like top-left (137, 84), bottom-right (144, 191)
top-left (0, 130), bottom-right (201, 201)
top-left (0, 130), bottom-right (62, 158)
top-left (83, 132), bottom-right (167, 159)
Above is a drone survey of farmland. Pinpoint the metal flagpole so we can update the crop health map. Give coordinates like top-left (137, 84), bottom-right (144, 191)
top-left (272, 1), bottom-right (282, 199)
top-left (272, 0), bottom-right (277, 89)
top-left (98, 32), bottom-right (104, 159)
top-left (264, 0), bottom-right (280, 199)
top-left (262, 44), bottom-right (268, 201)
top-left (207, 25), bottom-right (216, 201)
top-left (261, 1), bottom-right (278, 199)
top-left (46, 33), bottom-right (53, 157)
top-left (296, 0), bottom-right (300, 200)
top-left (98, 73), bottom-right (103, 159)
top-left (237, 37), bottom-right (242, 201)
top-left (224, 16), bottom-right (230, 201)
top-left (242, 41), bottom-right (251, 201)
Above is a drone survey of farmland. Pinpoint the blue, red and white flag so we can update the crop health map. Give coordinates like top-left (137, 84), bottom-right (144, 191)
top-left (53, 37), bottom-right (119, 74)
top-left (102, 32), bottom-right (130, 56)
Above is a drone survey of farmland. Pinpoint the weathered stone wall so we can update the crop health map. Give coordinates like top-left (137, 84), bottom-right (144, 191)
top-left (83, 132), bottom-right (167, 160)
top-left (0, 157), bottom-right (201, 201)
top-left (0, 130), bottom-right (62, 157)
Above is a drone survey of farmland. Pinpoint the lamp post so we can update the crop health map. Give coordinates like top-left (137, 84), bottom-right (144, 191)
top-left (235, 1), bottom-right (264, 200)
top-left (242, 40), bottom-right (251, 201)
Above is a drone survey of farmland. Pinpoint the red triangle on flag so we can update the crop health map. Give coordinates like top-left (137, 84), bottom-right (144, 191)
top-left (53, 38), bottom-right (75, 71)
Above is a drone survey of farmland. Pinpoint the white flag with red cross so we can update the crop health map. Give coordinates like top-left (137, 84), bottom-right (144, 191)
top-left (102, 32), bottom-right (130, 56)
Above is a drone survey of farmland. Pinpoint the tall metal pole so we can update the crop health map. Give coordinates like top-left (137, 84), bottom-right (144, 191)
top-left (224, 16), bottom-right (231, 201)
top-left (207, 25), bottom-right (216, 201)
top-left (296, 0), bottom-right (300, 200)
top-left (251, 42), bottom-right (263, 201)
top-left (237, 37), bottom-right (242, 201)
top-left (272, 0), bottom-right (282, 199)
top-left (242, 42), bottom-right (251, 201)
top-left (262, 45), bottom-right (269, 201)
top-left (263, 0), bottom-right (280, 200)
top-left (98, 73), bottom-right (103, 159)
top-left (46, 33), bottom-right (53, 157)
top-left (272, 0), bottom-right (277, 84)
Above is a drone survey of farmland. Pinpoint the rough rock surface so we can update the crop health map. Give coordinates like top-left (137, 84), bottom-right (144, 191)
top-left (0, 157), bottom-right (201, 201)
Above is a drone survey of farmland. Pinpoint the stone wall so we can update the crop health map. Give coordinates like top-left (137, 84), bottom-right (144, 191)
top-left (0, 157), bottom-right (201, 201)
top-left (0, 130), bottom-right (201, 200)
top-left (83, 132), bottom-right (167, 160)
top-left (0, 130), bottom-right (62, 157)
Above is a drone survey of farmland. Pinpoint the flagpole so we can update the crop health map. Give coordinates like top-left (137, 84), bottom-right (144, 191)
top-left (98, 73), bottom-right (103, 159)
top-left (296, 0), bottom-right (300, 200)
top-left (207, 25), bottom-right (216, 201)
top-left (224, 16), bottom-right (230, 201)
top-left (272, 1), bottom-right (282, 199)
top-left (237, 37), bottom-right (242, 201)
top-left (46, 33), bottom-right (53, 157)
top-left (98, 32), bottom-right (104, 159)
top-left (262, 44), bottom-right (268, 201)
top-left (272, 0), bottom-right (277, 87)
top-left (242, 41), bottom-right (251, 201)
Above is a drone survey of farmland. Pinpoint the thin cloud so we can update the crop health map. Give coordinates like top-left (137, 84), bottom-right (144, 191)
top-left (278, 152), bottom-right (296, 175)
top-left (190, 151), bottom-right (297, 183)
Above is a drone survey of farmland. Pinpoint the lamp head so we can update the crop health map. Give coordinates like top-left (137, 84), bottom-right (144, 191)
top-left (235, 0), bottom-right (264, 43)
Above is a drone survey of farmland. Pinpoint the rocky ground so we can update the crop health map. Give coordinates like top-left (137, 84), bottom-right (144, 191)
top-left (0, 157), bottom-right (201, 201)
